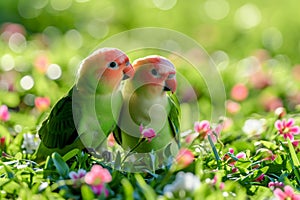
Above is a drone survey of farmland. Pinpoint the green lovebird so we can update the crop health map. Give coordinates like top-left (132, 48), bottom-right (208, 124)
top-left (113, 55), bottom-right (181, 156)
top-left (34, 48), bottom-right (134, 162)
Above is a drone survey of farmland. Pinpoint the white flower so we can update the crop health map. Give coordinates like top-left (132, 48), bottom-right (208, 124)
top-left (242, 119), bottom-right (266, 136)
top-left (21, 133), bottom-right (41, 154)
top-left (163, 172), bottom-right (201, 198)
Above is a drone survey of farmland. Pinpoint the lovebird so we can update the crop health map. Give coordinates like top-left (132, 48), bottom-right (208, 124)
top-left (34, 48), bottom-right (134, 162)
top-left (113, 55), bottom-right (180, 156)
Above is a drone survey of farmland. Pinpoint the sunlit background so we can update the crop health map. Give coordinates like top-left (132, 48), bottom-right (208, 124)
top-left (1, 0), bottom-right (300, 130)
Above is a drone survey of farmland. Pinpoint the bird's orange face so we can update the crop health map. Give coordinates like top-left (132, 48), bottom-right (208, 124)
top-left (77, 48), bottom-right (134, 93)
top-left (132, 56), bottom-right (177, 95)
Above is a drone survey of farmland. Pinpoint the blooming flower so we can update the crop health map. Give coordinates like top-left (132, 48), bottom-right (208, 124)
top-left (275, 118), bottom-right (300, 141)
top-left (139, 124), bottom-right (157, 142)
top-left (163, 172), bottom-right (201, 198)
top-left (223, 148), bottom-right (246, 172)
top-left (194, 120), bottom-right (211, 139)
top-left (175, 148), bottom-right (194, 169)
top-left (0, 105), bottom-right (10, 122)
top-left (274, 185), bottom-right (300, 200)
top-left (35, 97), bottom-right (51, 112)
top-left (242, 119), bottom-right (266, 137)
top-left (230, 83), bottom-right (248, 101)
top-left (69, 169), bottom-right (86, 180)
top-left (21, 133), bottom-right (41, 154)
top-left (107, 133), bottom-right (116, 147)
top-left (85, 165), bottom-right (112, 196)
top-left (268, 181), bottom-right (284, 190)
top-left (69, 169), bottom-right (86, 188)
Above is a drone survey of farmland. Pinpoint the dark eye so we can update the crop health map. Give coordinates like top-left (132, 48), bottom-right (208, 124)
top-left (151, 69), bottom-right (158, 76)
top-left (125, 61), bottom-right (130, 66)
top-left (167, 73), bottom-right (175, 79)
top-left (108, 61), bottom-right (118, 69)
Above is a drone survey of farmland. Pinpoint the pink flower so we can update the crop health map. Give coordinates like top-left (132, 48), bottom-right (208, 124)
top-left (90, 184), bottom-right (109, 196)
top-left (226, 100), bottom-right (241, 114)
top-left (69, 169), bottom-right (86, 180)
top-left (85, 165), bottom-right (112, 186)
top-left (175, 148), bottom-right (194, 169)
top-left (69, 169), bottom-right (86, 188)
top-left (275, 118), bottom-right (300, 141)
top-left (139, 124), bottom-right (157, 142)
top-left (268, 181), bottom-right (284, 190)
top-left (34, 54), bottom-right (49, 74)
top-left (0, 105), bottom-right (10, 122)
top-left (107, 133), bottom-right (116, 147)
top-left (208, 123), bottom-right (223, 143)
top-left (223, 148), bottom-right (246, 171)
top-left (35, 97), bottom-right (51, 112)
top-left (85, 165), bottom-right (112, 196)
top-left (230, 83), bottom-right (248, 101)
top-left (194, 120), bottom-right (211, 139)
top-left (274, 186), bottom-right (300, 200)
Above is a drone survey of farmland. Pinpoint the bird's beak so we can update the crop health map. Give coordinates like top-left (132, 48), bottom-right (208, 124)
top-left (163, 79), bottom-right (177, 93)
top-left (122, 63), bottom-right (134, 80)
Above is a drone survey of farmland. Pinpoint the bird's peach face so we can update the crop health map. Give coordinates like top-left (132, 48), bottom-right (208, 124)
top-left (133, 60), bottom-right (177, 94)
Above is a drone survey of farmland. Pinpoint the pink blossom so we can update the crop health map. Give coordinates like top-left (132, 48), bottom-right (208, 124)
top-left (274, 186), bottom-right (300, 200)
top-left (90, 184), bottom-right (109, 196)
top-left (268, 181), bottom-right (284, 190)
top-left (85, 165), bottom-right (112, 186)
top-left (230, 83), bottom-right (248, 101)
top-left (139, 124), bottom-right (157, 142)
top-left (274, 107), bottom-right (286, 119)
top-left (275, 118), bottom-right (300, 141)
top-left (107, 133), bottom-right (116, 147)
top-left (69, 169), bottom-right (86, 180)
top-left (34, 54), bottom-right (49, 74)
top-left (175, 148), bottom-right (194, 169)
top-left (194, 120), bottom-right (211, 139)
top-left (0, 105), bottom-right (10, 122)
top-left (208, 124), bottom-right (223, 143)
top-left (85, 165), bottom-right (111, 196)
top-left (223, 148), bottom-right (246, 171)
top-left (226, 100), bottom-right (241, 114)
top-left (35, 97), bottom-right (51, 112)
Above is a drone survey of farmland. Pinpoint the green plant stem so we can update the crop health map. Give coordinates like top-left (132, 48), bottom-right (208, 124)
top-left (207, 134), bottom-right (221, 169)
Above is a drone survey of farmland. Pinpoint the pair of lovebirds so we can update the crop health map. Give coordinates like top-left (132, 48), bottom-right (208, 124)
top-left (34, 48), bottom-right (180, 162)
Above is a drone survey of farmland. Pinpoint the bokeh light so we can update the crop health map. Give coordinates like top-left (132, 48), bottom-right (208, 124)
top-left (1, 54), bottom-right (15, 71)
top-left (153, 0), bottom-right (177, 10)
top-left (204, 0), bottom-right (230, 20)
top-left (20, 75), bottom-right (34, 90)
top-left (46, 64), bottom-right (62, 80)
top-left (234, 4), bottom-right (261, 29)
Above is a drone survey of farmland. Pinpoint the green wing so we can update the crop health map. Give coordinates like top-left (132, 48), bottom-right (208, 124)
top-left (167, 93), bottom-right (181, 147)
top-left (38, 88), bottom-right (78, 149)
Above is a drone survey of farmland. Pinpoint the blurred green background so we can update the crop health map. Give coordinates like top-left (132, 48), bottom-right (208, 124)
top-left (1, 0), bottom-right (300, 129)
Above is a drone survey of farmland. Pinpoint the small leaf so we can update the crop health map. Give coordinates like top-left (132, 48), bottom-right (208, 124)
top-left (62, 148), bottom-right (80, 162)
top-left (51, 152), bottom-right (70, 178)
top-left (121, 178), bottom-right (134, 200)
top-left (135, 174), bottom-right (156, 200)
top-left (81, 185), bottom-right (94, 200)
top-left (287, 139), bottom-right (300, 167)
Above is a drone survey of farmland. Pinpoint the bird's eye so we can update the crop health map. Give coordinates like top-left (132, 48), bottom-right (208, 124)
top-left (151, 69), bottom-right (158, 76)
top-left (125, 61), bottom-right (130, 66)
top-left (108, 61), bottom-right (118, 69)
top-left (167, 73), bottom-right (175, 79)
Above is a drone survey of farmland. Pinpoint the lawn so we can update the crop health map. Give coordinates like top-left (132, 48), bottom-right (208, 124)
top-left (1, 0), bottom-right (300, 199)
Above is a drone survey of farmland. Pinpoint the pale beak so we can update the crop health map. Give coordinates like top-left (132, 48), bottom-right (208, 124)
top-left (164, 79), bottom-right (177, 93)
top-left (122, 63), bottom-right (134, 80)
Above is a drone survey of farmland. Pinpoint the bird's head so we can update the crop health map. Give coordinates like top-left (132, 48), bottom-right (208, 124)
top-left (132, 55), bottom-right (177, 96)
top-left (76, 48), bottom-right (134, 93)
